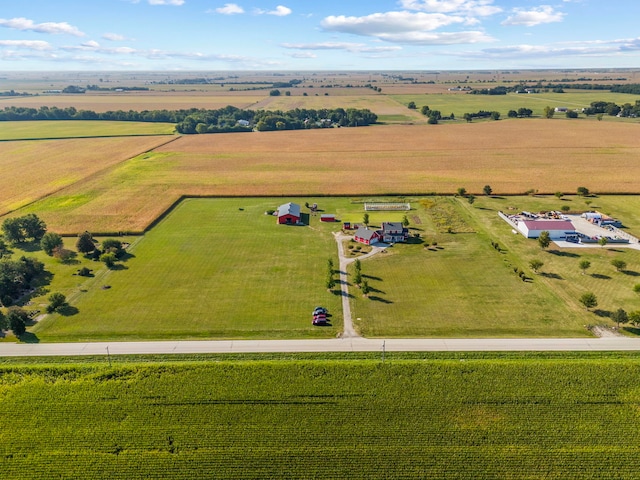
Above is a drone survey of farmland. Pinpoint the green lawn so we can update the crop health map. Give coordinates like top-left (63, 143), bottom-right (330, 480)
top-left (11, 195), bottom-right (640, 341)
top-left (390, 91), bottom-right (640, 118)
top-left (33, 198), bottom-right (343, 341)
top-left (4, 355), bottom-right (640, 479)
top-left (0, 120), bottom-right (176, 140)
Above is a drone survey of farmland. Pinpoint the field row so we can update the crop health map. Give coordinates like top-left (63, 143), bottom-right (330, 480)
top-left (3, 358), bottom-right (640, 478)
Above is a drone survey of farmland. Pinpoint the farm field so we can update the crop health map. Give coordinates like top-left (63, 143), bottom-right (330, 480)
top-left (0, 120), bottom-right (175, 140)
top-left (390, 91), bottom-right (640, 118)
top-left (4, 355), bottom-right (640, 478)
top-left (9, 120), bottom-right (640, 234)
top-left (33, 198), bottom-right (343, 342)
top-left (0, 135), bottom-right (175, 217)
top-left (22, 195), bottom-right (640, 341)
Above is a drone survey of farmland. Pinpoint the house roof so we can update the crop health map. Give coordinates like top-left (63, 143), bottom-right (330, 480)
top-left (521, 220), bottom-right (574, 231)
top-left (382, 222), bottom-right (404, 232)
top-left (354, 227), bottom-right (379, 241)
top-left (277, 202), bottom-right (301, 218)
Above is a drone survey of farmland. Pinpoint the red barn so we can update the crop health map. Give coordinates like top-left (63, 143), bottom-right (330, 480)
top-left (321, 214), bottom-right (336, 222)
top-left (354, 227), bottom-right (381, 245)
top-left (277, 202), bottom-right (301, 225)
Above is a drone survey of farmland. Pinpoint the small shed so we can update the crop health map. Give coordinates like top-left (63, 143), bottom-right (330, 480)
top-left (321, 214), bottom-right (336, 222)
top-left (277, 202), bottom-right (301, 225)
top-left (354, 227), bottom-right (380, 245)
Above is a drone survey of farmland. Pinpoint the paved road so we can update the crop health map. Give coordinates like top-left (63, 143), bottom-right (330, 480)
top-left (3, 337), bottom-right (640, 357)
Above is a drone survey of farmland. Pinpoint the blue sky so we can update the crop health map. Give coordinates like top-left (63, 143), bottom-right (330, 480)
top-left (1, 0), bottom-right (639, 70)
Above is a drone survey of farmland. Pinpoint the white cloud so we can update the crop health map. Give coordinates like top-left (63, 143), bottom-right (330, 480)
top-left (287, 52), bottom-right (317, 58)
top-left (102, 33), bottom-right (126, 41)
top-left (0, 17), bottom-right (84, 36)
top-left (321, 11), bottom-right (494, 45)
top-left (0, 40), bottom-right (53, 50)
top-left (502, 6), bottom-right (565, 27)
top-left (281, 42), bottom-right (402, 54)
top-left (216, 3), bottom-right (244, 14)
top-left (399, 0), bottom-right (501, 16)
top-left (322, 11), bottom-right (465, 35)
top-left (148, 0), bottom-right (185, 5)
top-left (258, 5), bottom-right (292, 16)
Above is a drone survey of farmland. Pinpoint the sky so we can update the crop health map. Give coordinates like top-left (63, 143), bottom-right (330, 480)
top-left (0, 0), bottom-right (639, 71)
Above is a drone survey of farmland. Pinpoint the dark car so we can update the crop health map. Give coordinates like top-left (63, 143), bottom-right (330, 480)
top-left (312, 317), bottom-right (327, 326)
top-left (313, 306), bottom-right (327, 316)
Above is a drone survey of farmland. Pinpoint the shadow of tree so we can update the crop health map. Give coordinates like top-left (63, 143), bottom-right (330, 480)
top-left (548, 250), bottom-right (580, 258)
top-left (591, 273), bottom-right (611, 280)
top-left (57, 305), bottom-right (79, 316)
top-left (592, 309), bottom-right (611, 318)
top-left (540, 272), bottom-right (563, 280)
top-left (368, 296), bottom-right (393, 304)
top-left (18, 332), bottom-right (40, 343)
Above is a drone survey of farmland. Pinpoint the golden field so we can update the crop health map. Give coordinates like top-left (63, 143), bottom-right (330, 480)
top-left (0, 136), bottom-right (175, 216)
top-left (10, 119), bottom-right (640, 233)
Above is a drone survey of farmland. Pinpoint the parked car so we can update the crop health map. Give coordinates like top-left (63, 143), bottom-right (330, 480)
top-left (313, 306), bottom-right (327, 316)
top-left (312, 317), bottom-right (327, 326)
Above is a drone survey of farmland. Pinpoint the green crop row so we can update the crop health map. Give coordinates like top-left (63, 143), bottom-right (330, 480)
top-left (2, 358), bottom-right (640, 478)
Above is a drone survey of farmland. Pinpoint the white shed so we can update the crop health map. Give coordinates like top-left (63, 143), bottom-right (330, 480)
top-left (517, 220), bottom-right (575, 239)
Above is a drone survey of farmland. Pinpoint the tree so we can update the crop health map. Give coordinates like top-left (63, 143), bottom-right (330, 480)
top-left (566, 110), bottom-right (579, 119)
top-left (325, 272), bottom-right (336, 290)
top-left (579, 292), bottom-right (598, 310)
top-left (508, 110), bottom-right (518, 118)
top-left (611, 259), bottom-right (627, 272)
top-left (21, 214), bottom-right (47, 241)
top-left (0, 239), bottom-right (10, 258)
top-left (40, 232), bottom-right (63, 256)
top-left (327, 258), bottom-right (334, 273)
top-left (538, 231), bottom-right (551, 250)
top-left (554, 191), bottom-right (564, 199)
top-left (99, 252), bottom-right (117, 269)
top-left (577, 186), bottom-right (590, 196)
top-left (629, 310), bottom-right (640, 327)
top-left (467, 195), bottom-right (476, 205)
top-left (407, 101), bottom-right (417, 109)
top-left (7, 307), bottom-right (28, 336)
top-left (47, 292), bottom-right (67, 313)
top-left (1, 217), bottom-right (24, 243)
top-left (363, 213), bottom-right (369, 226)
top-left (483, 185), bottom-right (492, 196)
top-left (463, 113), bottom-right (473, 123)
top-left (102, 239), bottom-right (124, 257)
top-left (361, 279), bottom-right (370, 297)
top-left (529, 259), bottom-right (543, 273)
top-left (76, 231), bottom-right (95, 254)
top-left (457, 187), bottom-right (467, 197)
top-left (427, 116), bottom-right (438, 125)
top-left (269, 89), bottom-right (281, 96)
top-left (490, 111), bottom-right (500, 120)
top-left (598, 237), bottom-right (608, 248)
top-left (543, 106), bottom-right (555, 119)
top-left (579, 259), bottom-right (591, 275)
top-left (402, 215), bottom-right (410, 228)
top-left (0, 310), bottom-right (7, 331)
top-left (633, 283), bottom-right (640, 294)
top-left (611, 308), bottom-right (629, 328)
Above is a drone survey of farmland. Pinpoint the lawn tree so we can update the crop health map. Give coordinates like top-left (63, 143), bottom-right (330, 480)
top-left (579, 292), bottom-right (598, 310)
top-left (457, 187), bottom-right (467, 197)
top-left (629, 310), bottom-right (640, 327)
top-left (529, 259), bottom-right (543, 273)
top-left (353, 259), bottom-right (362, 285)
top-left (76, 231), bottom-right (95, 254)
top-left (577, 186), bottom-right (590, 196)
top-left (325, 272), bottom-right (336, 290)
top-left (407, 101), bottom-right (417, 109)
top-left (561, 205), bottom-right (570, 213)
top-left (402, 215), bottom-right (410, 228)
top-left (363, 213), bottom-right (369, 226)
top-left (579, 259), bottom-right (591, 275)
top-left (543, 106), bottom-right (555, 119)
top-left (7, 307), bottom-right (28, 337)
top-left (538, 231), bottom-right (551, 250)
top-left (611, 259), bottom-right (626, 272)
top-left (100, 252), bottom-right (117, 269)
top-left (634, 284), bottom-right (640, 294)
top-left (40, 232), bottom-right (64, 256)
top-left (1, 218), bottom-right (24, 243)
top-left (327, 258), bottom-right (334, 274)
top-left (102, 239), bottom-right (124, 257)
top-left (598, 237), bottom-right (608, 248)
top-left (47, 292), bottom-right (67, 313)
top-left (483, 185), bottom-right (492, 196)
top-left (21, 214), bottom-right (47, 241)
top-left (361, 279), bottom-right (370, 297)
top-left (611, 308), bottom-right (629, 328)
top-left (467, 195), bottom-right (476, 205)
top-left (554, 192), bottom-right (564, 199)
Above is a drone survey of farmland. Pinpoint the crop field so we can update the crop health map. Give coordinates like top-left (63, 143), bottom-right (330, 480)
top-left (0, 120), bottom-right (175, 140)
top-left (390, 91), bottom-right (640, 117)
top-left (3, 355), bottom-right (640, 479)
top-left (0, 135), bottom-right (175, 217)
top-left (33, 198), bottom-right (343, 341)
top-left (0, 93), bottom-right (265, 112)
top-left (9, 120), bottom-right (640, 234)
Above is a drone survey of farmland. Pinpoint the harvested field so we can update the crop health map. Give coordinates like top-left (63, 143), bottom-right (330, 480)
top-left (0, 93), bottom-right (264, 112)
top-left (10, 120), bottom-right (640, 233)
top-left (0, 135), bottom-right (175, 216)
top-left (0, 120), bottom-right (175, 140)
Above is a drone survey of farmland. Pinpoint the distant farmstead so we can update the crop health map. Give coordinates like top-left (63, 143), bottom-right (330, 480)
top-left (517, 220), bottom-right (575, 239)
top-left (277, 202), bottom-right (301, 225)
top-left (354, 222), bottom-right (409, 245)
